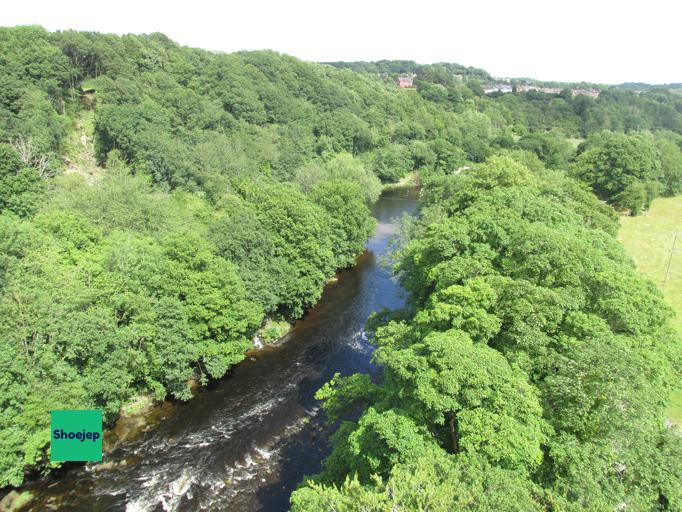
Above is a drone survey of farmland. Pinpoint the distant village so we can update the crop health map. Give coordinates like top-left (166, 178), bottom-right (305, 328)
top-left (482, 80), bottom-right (601, 98)
top-left (392, 74), bottom-right (601, 98)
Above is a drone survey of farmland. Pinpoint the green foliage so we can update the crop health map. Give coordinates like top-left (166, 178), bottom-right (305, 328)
top-left (0, 171), bottom-right (266, 483)
top-left (292, 452), bottom-right (547, 512)
top-left (655, 133), bottom-right (682, 196)
top-left (208, 196), bottom-right (285, 312)
top-left (365, 144), bottom-right (413, 182)
top-left (312, 180), bottom-right (376, 268)
top-left (257, 318), bottom-right (291, 344)
top-left (294, 152), bottom-right (381, 203)
top-left (0, 144), bottom-right (44, 217)
top-left (246, 182), bottom-right (335, 317)
top-left (320, 408), bottom-right (440, 484)
top-left (516, 130), bottom-right (575, 168)
top-left (326, 60), bottom-right (491, 82)
top-left (295, 156), bottom-right (682, 510)
top-left (2, 26), bottom-right (682, 497)
top-left (0, 27), bottom-right (68, 162)
top-left (315, 373), bottom-right (379, 423)
top-left (572, 131), bottom-right (663, 213)
top-left (375, 329), bottom-right (549, 471)
top-left (0, 157), bottom-right (374, 483)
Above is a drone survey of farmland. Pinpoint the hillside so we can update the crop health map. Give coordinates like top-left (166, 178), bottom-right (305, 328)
top-left (0, 26), bottom-right (680, 510)
top-left (613, 82), bottom-right (682, 91)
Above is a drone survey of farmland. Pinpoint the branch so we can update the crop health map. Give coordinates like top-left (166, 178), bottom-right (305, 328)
top-left (9, 135), bottom-right (56, 178)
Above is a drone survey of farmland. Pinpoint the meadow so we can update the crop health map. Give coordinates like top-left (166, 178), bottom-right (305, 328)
top-left (619, 196), bottom-right (682, 424)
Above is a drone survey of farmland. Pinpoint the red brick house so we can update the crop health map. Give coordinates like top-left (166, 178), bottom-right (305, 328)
top-left (396, 75), bottom-right (414, 88)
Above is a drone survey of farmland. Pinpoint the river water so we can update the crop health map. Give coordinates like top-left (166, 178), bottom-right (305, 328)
top-left (25, 187), bottom-right (420, 512)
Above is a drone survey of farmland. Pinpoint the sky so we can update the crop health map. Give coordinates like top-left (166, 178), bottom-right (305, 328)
top-left (2, 0), bottom-right (680, 84)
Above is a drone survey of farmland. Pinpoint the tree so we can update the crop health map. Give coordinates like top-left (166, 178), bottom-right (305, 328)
top-left (366, 144), bottom-right (413, 182)
top-left (312, 180), bottom-right (376, 268)
top-left (571, 132), bottom-right (662, 213)
top-left (516, 131), bottom-right (575, 169)
top-left (655, 136), bottom-right (682, 196)
top-left (375, 330), bottom-right (549, 472)
top-left (291, 452), bottom-right (547, 512)
top-left (247, 182), bottom-right (335, 317)
top-left (0, 144), bottom-right (44, 217)
top-left (294, 152), bottom-right (381, 203)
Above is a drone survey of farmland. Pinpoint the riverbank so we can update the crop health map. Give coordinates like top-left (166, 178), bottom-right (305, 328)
top-left (381, 171), bottom-right (420, 191)
top-left (10, 187), bottom-right (421, 511)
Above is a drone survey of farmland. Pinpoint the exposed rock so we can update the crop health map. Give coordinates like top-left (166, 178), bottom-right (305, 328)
top-left (92, 461), bottom-right (118, 472)
top-left (103, 396), bottom-right (174, 452)
top-left (0, 491), bottom-right (34, 512)
top-left (187, 378), bottom-right (201, 397)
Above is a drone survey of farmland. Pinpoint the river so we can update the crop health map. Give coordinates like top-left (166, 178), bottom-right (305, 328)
top-left (25, 187), bottom-right (420, 512)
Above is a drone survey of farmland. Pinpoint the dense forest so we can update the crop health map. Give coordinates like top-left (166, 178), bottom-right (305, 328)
top-left (0, 25), bottom-right (680, 509)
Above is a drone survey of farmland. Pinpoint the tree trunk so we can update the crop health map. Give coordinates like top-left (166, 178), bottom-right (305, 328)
top-left (448, 411), bottom-right (459, 453)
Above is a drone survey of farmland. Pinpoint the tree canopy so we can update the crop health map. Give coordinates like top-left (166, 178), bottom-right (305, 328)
top-left (292, 156), bottom-right (682, 511)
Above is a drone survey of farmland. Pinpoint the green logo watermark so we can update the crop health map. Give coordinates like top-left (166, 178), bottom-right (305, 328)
top-left (50, 410), bottom-right (102, 462)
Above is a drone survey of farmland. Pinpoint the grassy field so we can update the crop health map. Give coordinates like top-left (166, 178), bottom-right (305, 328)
top-left (619, 196), bottom-right (682, 425)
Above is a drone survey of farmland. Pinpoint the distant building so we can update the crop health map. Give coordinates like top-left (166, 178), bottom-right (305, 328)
top-left (485, 84), bottom-right (601, 98)
top-left (483, 83), bottom-right (513, 94)
top-left (572, 89), bottom-right (601, 98)
top-left (396, 75), bottom-right (414, 88)
top-left (516, 85), bottom-right (562, 94)
top-left (504, 85), bottom-right (601, 98)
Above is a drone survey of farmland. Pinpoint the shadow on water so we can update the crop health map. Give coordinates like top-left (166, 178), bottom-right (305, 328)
top-left (22, 187), bottom-right (420, 512)
top-left (254, 401), bottom-right (332, 511)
